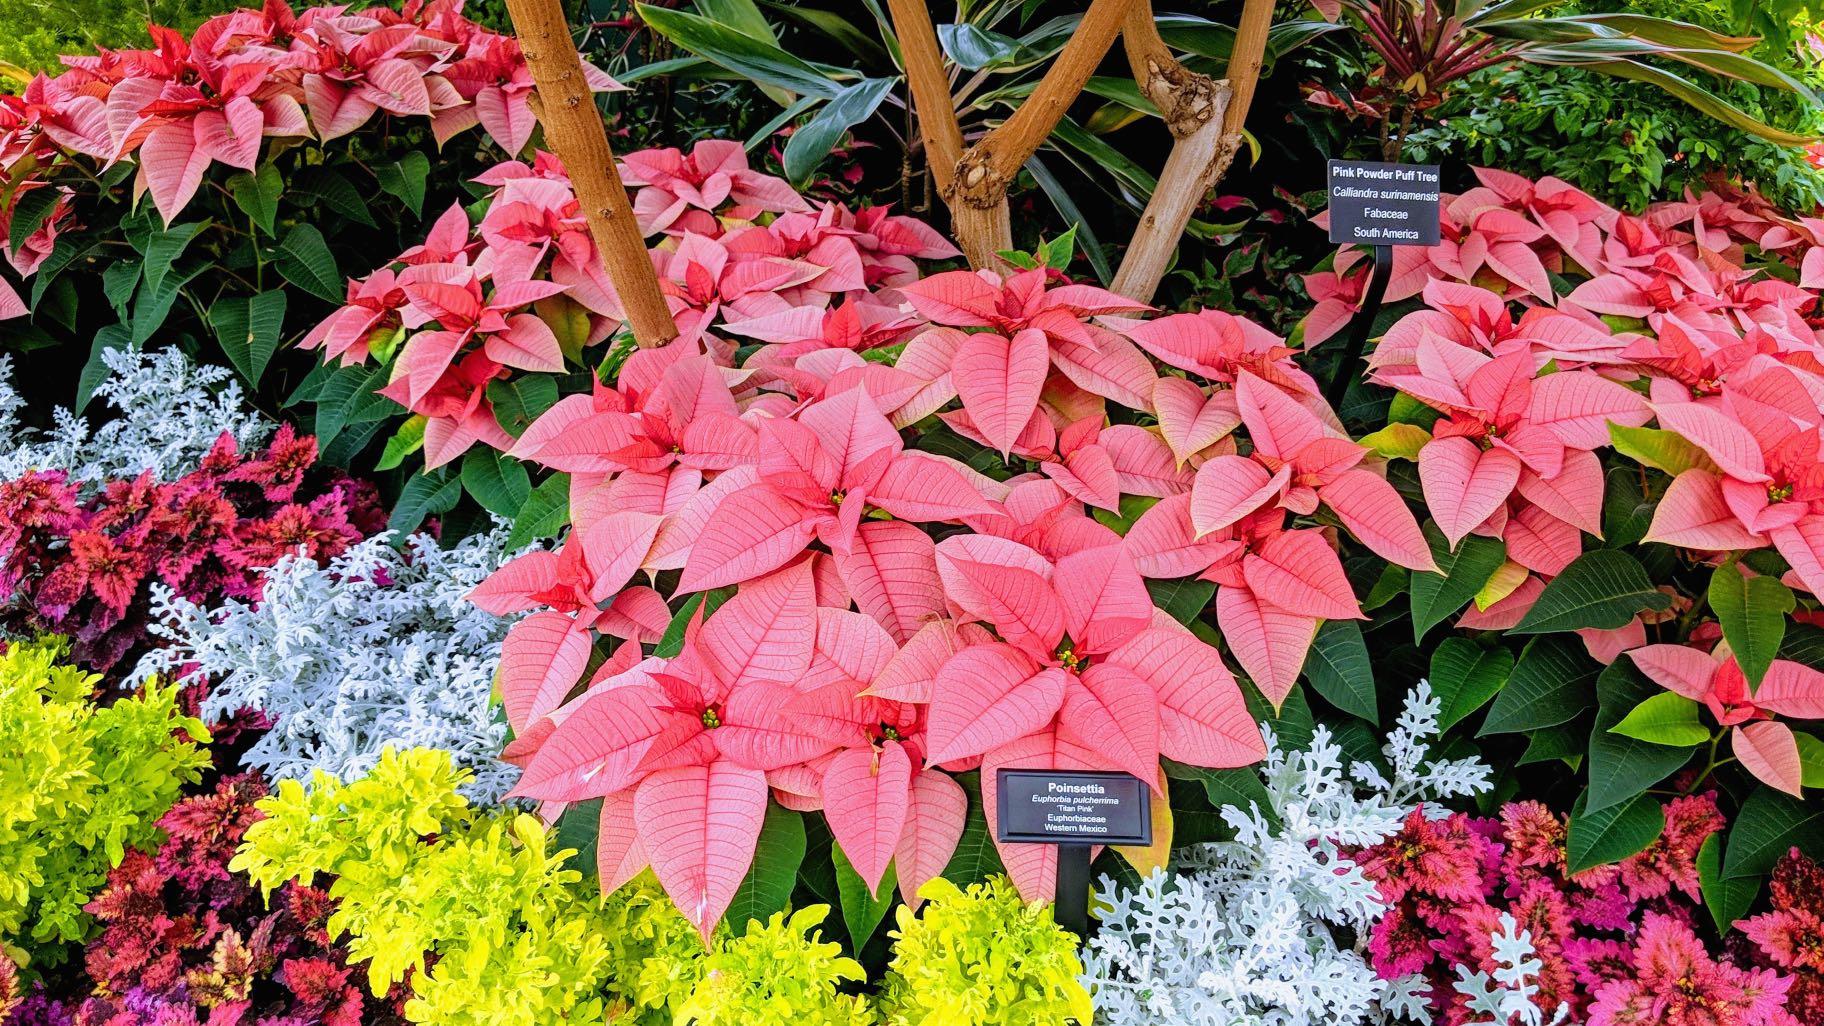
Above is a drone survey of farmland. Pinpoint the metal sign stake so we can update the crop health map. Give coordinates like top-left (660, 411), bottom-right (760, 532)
top-left (1325, 242), bottom-right (1394, 409)
top-left (1054, 843), bottom-right (1093, 939)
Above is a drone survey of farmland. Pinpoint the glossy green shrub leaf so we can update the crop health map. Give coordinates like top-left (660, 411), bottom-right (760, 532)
top-left (1607, 692), bottom-right (1709, 747)
top-left (1410, 525), bottom-right (1506, 639)
top-left (1511, 550), bottom-right (1670, 633)
top-left (1709, 567), bottom-right (1793, 688)
top-left (1302, 619), bottom-right (1377, 723)
top-left (1567, 792), bottom-right (1664, 873)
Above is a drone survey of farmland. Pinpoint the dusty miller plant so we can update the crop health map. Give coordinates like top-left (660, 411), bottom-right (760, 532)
top-left (0, 345), bottom-right (269, 486)
top-left (1081, 682), bottom-right (1491, 1026)
top-left (1452, 914), bottom-right (1569, 1026)
top-left (135, 529), bottom-right (528, 801)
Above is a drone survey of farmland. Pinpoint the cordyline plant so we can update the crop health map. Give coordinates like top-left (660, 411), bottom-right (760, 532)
top-left (1309, 0), bottom-right (1820, 161)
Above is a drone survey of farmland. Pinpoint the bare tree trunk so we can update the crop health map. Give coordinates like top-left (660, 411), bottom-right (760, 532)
top-left (1110, 1), bottom-right (1231, 303)
top-left (503, 0), bottom-right (677, 347)
top-left (885, 0), bottom-right (964, 196)
top-left (1110, 0), bottom-right (1273, 302)
top-left (890, 0), bottom-right (1134, 270)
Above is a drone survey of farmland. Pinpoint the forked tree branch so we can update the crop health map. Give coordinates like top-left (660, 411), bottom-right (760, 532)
top-left (1109, 0), bottom-right (1231, 302)
top-left (503, 0), bottom-right (678, 347)
top-left (890, 0), bottom-right (1135, 268)
top-left (1110, 0), bottom-right (1275, 302)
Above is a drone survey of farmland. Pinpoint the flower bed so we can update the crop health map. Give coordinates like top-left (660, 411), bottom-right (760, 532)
top-left (3, 2), bottom-right (1824, 1024)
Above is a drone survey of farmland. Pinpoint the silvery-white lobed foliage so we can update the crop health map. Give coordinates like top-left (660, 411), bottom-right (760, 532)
top-left (0, 345), bottom-right (269, 486)
top-left (134, 529), bottom-right (527, 802)
top-left (0, 355), bottom-right (23, 441)
top-left (1452, 914), bottom-right (1569, 1026)
top-left (1082, 682), bottom-right (1490, 1026)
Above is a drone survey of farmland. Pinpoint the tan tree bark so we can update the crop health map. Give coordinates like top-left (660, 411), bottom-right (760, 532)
top-left (890, 0), bottom-right (1136, 270)
top-left (885, 0), bottom-right (964, 195)
top-left (1109, 0), bottom-right (1231, 302)
top-left (503, 0), bottom-right (677, 347)
top-left (1108, 0), bottom-right (1276, 303)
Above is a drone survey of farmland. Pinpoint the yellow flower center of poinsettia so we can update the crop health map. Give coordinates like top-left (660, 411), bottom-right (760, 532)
top-left (830, 490), bottom-right (845, 506)
top-left (880, 724), bottom-right (903, 742)
top-left (701, 706), bottom-right (722, 729)
top-left (1770, 483), bottom-right (1794, 503)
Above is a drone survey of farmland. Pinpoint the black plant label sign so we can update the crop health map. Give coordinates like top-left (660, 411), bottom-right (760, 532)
top-left (1326, 160), bottom-right (1443, 247)
top-left (994, 769), bottom-right (1152, 846)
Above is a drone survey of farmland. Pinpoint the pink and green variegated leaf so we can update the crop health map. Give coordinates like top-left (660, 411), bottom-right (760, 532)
top-left (954, 328), bottom-right (1051, 457)
top-left (870, 453), bottom-right (999, 521)
top-left (1627, 644), bottom-right (1720, 702)
top-left (1319, 468), bottom-right (1437, 571)
top-left (936, 557), bottom-right (1065, 657)
top-left (1190, 455), bottom-right (1282, 537)
top-left (1122, 494), bottom-right (1233, 578)
top-left (1514, 450), bottom-right (1606, 537)
top-left (981, 726), bottom-right (1113, 900)
top-left (1771, 518), bottom-right (1824, 599)
top-left (1242, 531), bottom-right (1362, 620)
top-left (634, 761), bottom-right (770, 940)
top-left (1111, 627), bottom-right (1263, 768)
top-left (1054, 544), bottom-right (1154, 653)
top-left (698, 562), bottom-right (817, 689)
top-left (597, 790), bottom-right (648, 895)
top-left (822, 742), bottom-right (913, 891)
top-left (1652, 401), bottom-right (1770, 482)
top-left (1152, 377), bottom-right (1240, 465)
top-left (895, 769), bottom-right (968, 909)
top-left (1734, 721), bottom-right (1804, 797)
top-left (515, 684), bottom-right (698, 800)
top-left (467, 549), bottom-right (561, 615)
top-left (678, 485), bottom-right (820, 592)
top-left (1216, 584), bottom-right (1319, 710)
top-left (1645, 470), bottom-right (1767, 551)
top-left (498, 611), bottom-right (593, 734)
top-left (1527, 371), bottom-right (1650, 450)
top-left (837, 520), bottom-right (945, 644)
top-left (1419, 437), bottom-right (1522, 547)
top-left (1236, 372), bottom-right (1335, 458)
top-left (1058, 664), bottom-right (1161, 784)
top-left (895, 270), bottom-right (1001, 326)
top-left (1753, 659), bottom-right (1824, 720)
top-left (926, 645), bottom-right (1065, 764)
